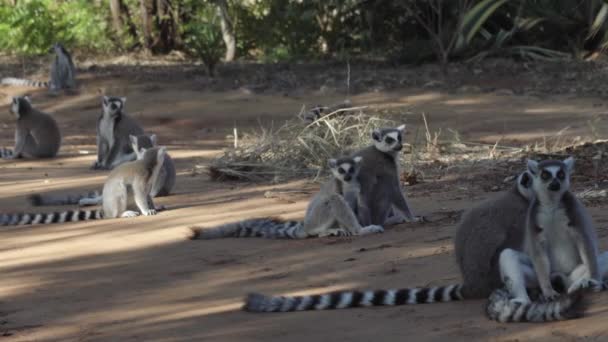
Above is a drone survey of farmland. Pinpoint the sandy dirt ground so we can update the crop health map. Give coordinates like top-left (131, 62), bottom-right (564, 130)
top-left (1, 62), bottom-right (608, 341)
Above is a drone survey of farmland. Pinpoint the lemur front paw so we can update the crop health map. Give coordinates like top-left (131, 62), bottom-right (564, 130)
top-left (142, 209), bottom-right (157, 216)
top-left (362, 225), bottom-right (384, 234)
top-left (540, 288), bottom-right (560, 302)
top-left (568, 277), bottom-right (602, 293)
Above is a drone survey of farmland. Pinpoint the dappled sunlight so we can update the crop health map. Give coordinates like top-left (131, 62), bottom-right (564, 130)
top-left (442, 97), bottom-right (490, 106)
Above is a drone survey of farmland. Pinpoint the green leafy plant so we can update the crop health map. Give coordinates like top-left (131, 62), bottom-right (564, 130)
top-left (183, 13), bottom-right (224, 76)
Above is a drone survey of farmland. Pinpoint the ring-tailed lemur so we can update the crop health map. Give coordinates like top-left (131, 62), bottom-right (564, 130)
top-left (1, 43), bottom-right (76, 91)
top-left (91, 96), bottom-right (144, 170)
top-left (507, 157), bottom-right (608, 304)
top-left (28, 134), bottom-right (176, 206)
top-left (0, 147), bottom-right (166, 226)
top-left (243, 171), bottom-right (588, 322)
top-left (354, 124), bottom-right (421, 226)
top-left (1, 96), bottom-right (61, 159)
top-left (189, 156), bottom-right (383, 239)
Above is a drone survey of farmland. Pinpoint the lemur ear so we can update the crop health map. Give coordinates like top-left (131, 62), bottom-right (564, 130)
top-left (353, 156), bottom-right (363, 164)
top-left (23, 95), bottom-right (31, 103)
top-left (527, 159), bottom-right (539, 175)
top-left (149, 134), bottom-right (157, 146)
top-left (328, 158), bottom-right (337, 168)
top-left (371, 129), bottom-right (382, 142)
top-left (396, 124), bottom-right (406, 132)
top-left (129, 135), bottom-right (138, 147)
top-left (120, 97), bottom-right (127, 105)
top-left (563, 156), bottom-right (574, 173)
top-left (519, 171), bottom-right (531, 187)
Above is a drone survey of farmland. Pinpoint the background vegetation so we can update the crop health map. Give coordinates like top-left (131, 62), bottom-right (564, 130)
top-left (2, 0), bottom-right (608, 71)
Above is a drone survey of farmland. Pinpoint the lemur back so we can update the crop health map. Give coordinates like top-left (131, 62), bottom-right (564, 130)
top-left (1, 96), bottom-right (61, 159)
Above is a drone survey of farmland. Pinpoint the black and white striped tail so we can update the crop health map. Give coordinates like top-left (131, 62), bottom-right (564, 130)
top-left (0, 148), bottom-right (14, 159)
top-left (1, 77), bottom-right (48, 88)
top-left (486, 288), bottom-right (587, 323)
top-left (243, 284), bottom-right (464, 313)
top-left (28, 191), bottom-right (101, 206)
top-left (0, 209), bottom-right (103, 226)
top-left (189, 218), bottom-right (306, 240)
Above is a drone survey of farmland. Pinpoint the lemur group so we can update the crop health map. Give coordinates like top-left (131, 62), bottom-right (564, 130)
top-left (2, 44), bottom-right (607, 324)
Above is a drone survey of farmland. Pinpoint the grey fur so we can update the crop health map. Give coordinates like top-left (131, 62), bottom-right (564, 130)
top-left (454, 171), bottom-right (532, 299)
top-left (101, 147), bottom-right (166, 218)
top-left (1, 43), bottom-right (76, 91)
top-left (1, 148), bottom-right (166, 226)
top-left (91, 96), bottom-right (144, 170)
top-left (190, 156), bottom-right (383, 239)
top-left (30, 134), bottom-right (175, 207)
top-left (521, 157), bottom-right (606, 303)
top-left (353, 124), bottom-right (419, 226)
top-left (130, 134), bottom-right (175, 197)
top-left (1, 96), bottom-right (61, 159)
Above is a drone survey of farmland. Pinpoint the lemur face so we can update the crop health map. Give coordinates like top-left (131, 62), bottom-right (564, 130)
top-left (527, 157), bottom-right (574, 199)
top-left (372, 124), bottom-right (405, 153)
top-left (102, 96), bottom-right (126, 117)
top-left (10, 96), bottom-right (30, 118)
top-left (328, 156), bottom-right (363, 183)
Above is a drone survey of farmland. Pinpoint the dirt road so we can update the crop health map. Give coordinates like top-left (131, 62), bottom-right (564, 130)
top-left (1, 63), bottom-right (608, 341)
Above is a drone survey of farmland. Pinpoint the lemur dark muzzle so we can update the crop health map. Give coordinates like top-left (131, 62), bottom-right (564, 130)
top-left (344, 175), bottom-right (352, 181)
top-left (394, 144), bottom-right (403, 151)
top-left (548, 180), bottom-right (560, 192)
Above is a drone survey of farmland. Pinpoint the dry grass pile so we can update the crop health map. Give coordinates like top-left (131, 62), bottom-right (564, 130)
top-left (207, 108), bottom-right (396, 182)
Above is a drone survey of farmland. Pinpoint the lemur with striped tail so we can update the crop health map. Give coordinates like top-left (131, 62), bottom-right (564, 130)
top-left (243, 171), bottom-right (588, 322)
top-left (189, 156), bottom-right (384, 239)
top-left (1, 147), bottom-right (166, 226)
top-left (28, 134), bottom-right (176, 206)
top-left (1, 43), bottom-right (76, 91)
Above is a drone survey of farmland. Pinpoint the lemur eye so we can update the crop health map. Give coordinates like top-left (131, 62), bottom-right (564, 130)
top-left (541, 170), bottom-right (551, 180)
top-left (110, 103), bottom-right (117, 110)
top-left (348, 167), bottom-right (355, 173)
top-left (557, 170), bottom-right (565, 180)
top-left (338, 168), bottom-right (345, 174)
top-left (385, 137), bottom-right (395, 144)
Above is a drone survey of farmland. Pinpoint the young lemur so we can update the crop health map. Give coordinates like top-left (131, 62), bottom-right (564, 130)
top-left (28, 134), bottom-right (176, 206)
top-left (189, 156), bottom-right (384, 239)
top-left (243, 171), bottom-right (587, 323)
top-left (91, 96), bottom-right (144, 170)
top-left (0, 96), bottom-right (61, 159)
top-left (353, 124), bottom-right (420, 226)
top-left (497, 157), bottom-right (608, 307)
top-left (2, 43), bottom-right (76, 92)
top-left (0, 147), bottom-right (166, 226)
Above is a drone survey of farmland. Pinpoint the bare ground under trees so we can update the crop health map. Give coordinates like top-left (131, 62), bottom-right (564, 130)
top-left (2, 57), bottom-right (608, 341)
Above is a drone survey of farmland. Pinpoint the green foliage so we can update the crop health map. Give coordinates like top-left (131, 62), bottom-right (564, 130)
top-left (0, 0), bottom-right (111, 56)
top-left (183, 7), bottom-right (224, 76)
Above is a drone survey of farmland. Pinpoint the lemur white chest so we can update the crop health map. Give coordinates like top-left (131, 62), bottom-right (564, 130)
top-left (535, 205), bottom-right (580, 273)
top-left (99, 117), bottom-right (115, 143)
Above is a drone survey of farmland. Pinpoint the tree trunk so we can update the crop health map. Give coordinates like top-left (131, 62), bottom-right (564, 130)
top-left (110, 0), bottom-right (125, 34)
top-left (215, 0), bottom-right (236, 61)
top-left (140, 0), bottom-right (155, 51)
